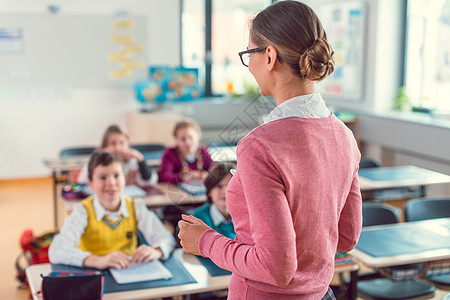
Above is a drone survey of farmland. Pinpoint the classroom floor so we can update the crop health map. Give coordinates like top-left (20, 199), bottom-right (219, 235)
top-left (0, 177), bottom-right (448, 300)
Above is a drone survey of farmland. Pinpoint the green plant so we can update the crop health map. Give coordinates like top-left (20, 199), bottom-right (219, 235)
top-left (392, 86), bottom-right (411, 111)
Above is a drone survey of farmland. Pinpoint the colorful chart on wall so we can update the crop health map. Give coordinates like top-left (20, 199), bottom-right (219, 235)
top-left (315, 1), bottom-right (367, 102)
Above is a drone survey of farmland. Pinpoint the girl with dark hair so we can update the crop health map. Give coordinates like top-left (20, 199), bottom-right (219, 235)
top-left (179, 2), bottom-right (362, 299)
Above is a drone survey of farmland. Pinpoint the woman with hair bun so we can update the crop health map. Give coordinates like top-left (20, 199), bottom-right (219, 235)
top-left (178, 1), bottom-right (362, 299)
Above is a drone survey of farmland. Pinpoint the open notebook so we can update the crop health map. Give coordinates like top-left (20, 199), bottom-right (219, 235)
top-left (109, 260), bottom-right (172, 284)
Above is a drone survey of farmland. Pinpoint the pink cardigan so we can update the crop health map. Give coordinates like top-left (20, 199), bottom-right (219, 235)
top-left (199, 114), bottom-right (362, 299)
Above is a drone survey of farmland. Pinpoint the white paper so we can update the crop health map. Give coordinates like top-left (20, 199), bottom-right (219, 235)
top-left (178, 179), bottom-right (206, 196)
top-left (110, 260), bottom-right (172, 284)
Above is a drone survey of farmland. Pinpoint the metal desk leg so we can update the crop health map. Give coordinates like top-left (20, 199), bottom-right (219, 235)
top-left (52, 170), bottom-right (58, 229)
top-left (420, 185), bottom-right (426, 197)
top-left (348, 270), bottom-right (357, 300)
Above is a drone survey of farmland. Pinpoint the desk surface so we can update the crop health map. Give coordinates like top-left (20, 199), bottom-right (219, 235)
top-left (62, 183), bottom-right (207, 213)
top-left (350, 218), bottom-right (450, 268)
top-left (358, 165), bottom-right (450, 191)
top-left (26, 249), bottom-right (230, 300)
top-left (27, 248), bottom-right (358, 300)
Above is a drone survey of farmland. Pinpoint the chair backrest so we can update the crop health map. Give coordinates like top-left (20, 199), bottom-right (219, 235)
top-left (208, 139), bottom-right (240, 148)
top-left (131, 144), bottom-right (165, 161)
top-left (362, 202), bottom-right (401, 227)
top-left (59, 147), bottom-right (96, 158)
top-left (404, 197), bottom-right (450, 222)
top-left (359, 157), bottom-right (382, 169)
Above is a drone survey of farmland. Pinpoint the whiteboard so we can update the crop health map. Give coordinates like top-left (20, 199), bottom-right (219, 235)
top-left (315, 1), bottom-right (367, 102)
top-left (0, 13), bottom-right (147, 87)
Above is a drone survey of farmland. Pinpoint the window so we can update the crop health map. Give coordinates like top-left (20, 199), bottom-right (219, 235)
top-left (405, 0), bottom-right (450, 111)
top-left (181, 0), bottom-right (272, 97)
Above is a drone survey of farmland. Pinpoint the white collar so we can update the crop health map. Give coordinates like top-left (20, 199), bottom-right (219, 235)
top-left (209, 204), bottom-right (232, 226)
top-left (92, 196), bottom-right (130, 221)
top-left (264, 93), bottom-right (330, 124)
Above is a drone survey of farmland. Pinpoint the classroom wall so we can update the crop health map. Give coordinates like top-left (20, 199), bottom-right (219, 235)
top-left (306, 0), bottom-right (405, 112)
top-left (1, 0), bottom-right (447, 181)
top-left (0, 0), bottom-right (180, 179)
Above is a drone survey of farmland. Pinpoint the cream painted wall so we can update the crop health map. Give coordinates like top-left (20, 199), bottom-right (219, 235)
top-left (0, 0), bottom-right (180, 179)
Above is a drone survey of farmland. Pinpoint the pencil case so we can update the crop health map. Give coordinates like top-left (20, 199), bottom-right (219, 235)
top-left (41, 270), bottom-right (104, 300)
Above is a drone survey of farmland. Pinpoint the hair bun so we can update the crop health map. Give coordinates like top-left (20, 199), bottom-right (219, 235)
top-left (299, 38), bottom-right (335, 81)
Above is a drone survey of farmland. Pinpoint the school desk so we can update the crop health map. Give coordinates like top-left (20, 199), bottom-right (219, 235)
top-left (26, 248), bottom-right (359, 300)
top-left (358, 165), bottom-right (450, 201)
top-left (26, 248), bottom-right (229, 300)
top-left (349, 217), bottom-right (450, 268)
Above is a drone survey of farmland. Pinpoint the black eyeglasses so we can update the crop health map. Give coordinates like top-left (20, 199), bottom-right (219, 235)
top-left (238, 47), bottom-right (283, 67)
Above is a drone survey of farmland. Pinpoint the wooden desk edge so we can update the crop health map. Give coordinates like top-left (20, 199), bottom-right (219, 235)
top-left (349, 248), bottom-right (450, 268)
top-left (26, 249), bottom-right (230, 300)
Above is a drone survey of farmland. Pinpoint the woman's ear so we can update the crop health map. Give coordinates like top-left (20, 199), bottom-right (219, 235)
top-left (265, 46), bottom-right (278, 71)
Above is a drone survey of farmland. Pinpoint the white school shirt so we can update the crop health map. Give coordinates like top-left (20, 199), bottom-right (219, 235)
top-left (49, 197), bottom-right (175, 267)
top-left (264, 92), bottom-right (330, 124)
top-left (210, 203), bottom-right (232, 226)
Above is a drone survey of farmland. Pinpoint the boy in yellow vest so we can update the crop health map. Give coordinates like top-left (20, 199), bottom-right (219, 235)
top-left (49, 151), bottom-right (175, 269)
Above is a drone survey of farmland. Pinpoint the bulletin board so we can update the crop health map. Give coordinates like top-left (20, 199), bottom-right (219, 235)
top-left (0, 13), bottom-right (147, 88)
top-left (315, 1), bottom-right (367, 102)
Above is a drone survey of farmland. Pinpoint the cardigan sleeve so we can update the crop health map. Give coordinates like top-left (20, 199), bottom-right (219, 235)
top-left (199, 137), bottom-right (297, 286)
top-left (337, 169), bottom-right (362, 251)
top-left (157, 148), bottom-right (183, 184)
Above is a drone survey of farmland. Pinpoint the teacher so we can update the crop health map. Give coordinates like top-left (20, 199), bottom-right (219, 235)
top-left (178, 1), bottom-right (362, 299)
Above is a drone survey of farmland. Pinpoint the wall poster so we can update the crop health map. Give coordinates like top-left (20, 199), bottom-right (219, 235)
top-left (315, 1), bottom-right (367, 102)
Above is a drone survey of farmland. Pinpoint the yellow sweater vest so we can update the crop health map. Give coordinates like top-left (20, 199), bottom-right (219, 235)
top-left (78, 196), bottom-right (138, 256)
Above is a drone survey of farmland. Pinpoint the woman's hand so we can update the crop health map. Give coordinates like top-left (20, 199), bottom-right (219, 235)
top-left (178, 215), bottom-right (211, 256)
top-left (131, 245), bottom-right (163, 264)
top-left (83, 251), bottom-right (130, 270)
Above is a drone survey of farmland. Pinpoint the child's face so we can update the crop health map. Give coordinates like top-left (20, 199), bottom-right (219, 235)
top-left (209, 174), bottom-right (232, 217)
top-left (88, 161), bottom-right (125, 207)
top-left (105, 132), bottom-right (129, 155)
top-left (175, 127), bottom-right (200, 156)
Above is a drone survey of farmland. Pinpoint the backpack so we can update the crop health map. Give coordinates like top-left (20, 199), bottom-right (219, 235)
top-left (15, 229), bottom-right (58, 287)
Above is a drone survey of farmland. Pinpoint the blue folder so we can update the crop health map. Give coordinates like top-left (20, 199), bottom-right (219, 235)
top-left (358, 165), bottom-right (436, 182)
top-left (356, 224), bottom-right (450, 257)
top-left (196, 256), bottom-right (231, 276)
top-left (51, 254), bottom-right (196, 293)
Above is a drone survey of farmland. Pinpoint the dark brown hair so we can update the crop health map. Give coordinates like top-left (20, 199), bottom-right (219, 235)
top-left (250, 0), bottom-right (334, 81)
top-left (100, 124), bottom-right (129, 149)
top-left (204, 162), bottom-right (236, 203)
top-left (172, 119), bottom-right (201, 138)
top-left (88, 151), bottom-right (124, 181)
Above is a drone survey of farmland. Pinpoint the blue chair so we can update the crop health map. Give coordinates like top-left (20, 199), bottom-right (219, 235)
top-left (357, 202), bottom-right (436, 300)
top-left (130, 143), bottom-right (165, 162)
top-left (405, 197), bottom-right (450, 290)
top-left (405, 197), bottom-right (450, 222)
top-left (359, 157), bottom-right (382, 169)
top-left (362, 202), bottom-right (401, 227)
top-left (59, 146), bottom-right (96, 157)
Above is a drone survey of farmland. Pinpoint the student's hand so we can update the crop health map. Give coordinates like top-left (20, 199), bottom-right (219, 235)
top-left (83, 251), bottom-right (130, 270)
top-left (121, 148), bottom-right (144, 162)
top-left (131, 245), bottom-right (163, 264)
top-left (178, 214), bottom-right (211, 256)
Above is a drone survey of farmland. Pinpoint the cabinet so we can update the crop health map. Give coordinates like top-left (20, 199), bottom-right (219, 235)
top-left (127, 112), bottom-right (185, 146)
